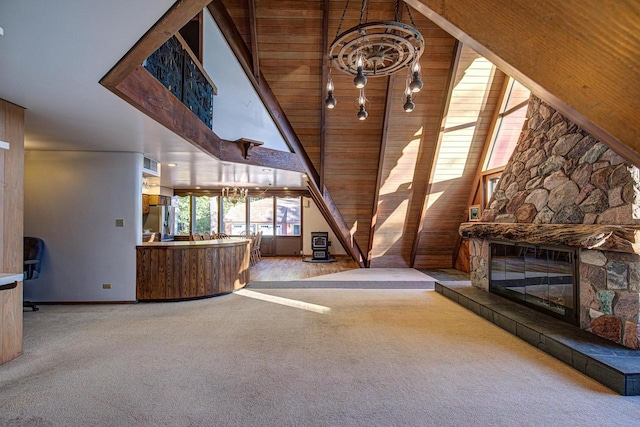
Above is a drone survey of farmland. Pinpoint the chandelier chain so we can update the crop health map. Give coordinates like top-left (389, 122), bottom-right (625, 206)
top-left (404, 2), bottom-right (418, 30)
top-left (394, 0), bottom-right (400, 22)
top-left (358, 0), bottom-right (367, 25)
top-left (335, 0), bottom-right (351, 39)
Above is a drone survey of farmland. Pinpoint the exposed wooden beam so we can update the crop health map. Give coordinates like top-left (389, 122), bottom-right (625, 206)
top-left (247, 0), bottom-right (260, 82)
top-left (409, 41), bottom-right (462, 268)
top-left (319, 0), bottom-right (330, 193)
top-left (405, 0), bottom-right (640, 166)
top-left (100, 0), bottom-right (211, 89)
top-left (113, 66), bottom-right (305, 172)
top-left (366, 75), bottom-right (395, 268)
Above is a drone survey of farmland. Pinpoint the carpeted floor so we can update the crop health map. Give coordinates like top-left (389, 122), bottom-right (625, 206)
top-left (1, 281), bottom-right (639, 426)
top-left (248, 280), bottom-right (435, 289)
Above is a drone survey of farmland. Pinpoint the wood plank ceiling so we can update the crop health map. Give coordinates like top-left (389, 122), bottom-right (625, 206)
top-left (218, 0), bottom-right (506, 268)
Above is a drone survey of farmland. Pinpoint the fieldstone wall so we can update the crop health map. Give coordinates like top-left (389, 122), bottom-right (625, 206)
top-left (469, 96), bottom-right (640, 349)
top-left (481, 97), bottom-right (640, 225)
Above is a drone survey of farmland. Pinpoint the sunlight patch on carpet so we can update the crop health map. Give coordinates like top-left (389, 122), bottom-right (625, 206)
top-left (235, 289), bottom-right (331, 314)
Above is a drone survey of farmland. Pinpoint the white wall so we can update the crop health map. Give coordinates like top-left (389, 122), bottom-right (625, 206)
top-left (202, 9), bottom-right (290, 152)
top-left (302, 197), bottom-right (347, 256)
top-left (24, 151), bottom-right (142, 302)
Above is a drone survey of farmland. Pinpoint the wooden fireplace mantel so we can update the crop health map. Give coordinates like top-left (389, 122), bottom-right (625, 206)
top-left (459, 222), bottom-right (640, 254)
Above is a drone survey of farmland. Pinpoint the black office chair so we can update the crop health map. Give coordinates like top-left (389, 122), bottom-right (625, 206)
top-left (23, 236), bottom-right (44, 311)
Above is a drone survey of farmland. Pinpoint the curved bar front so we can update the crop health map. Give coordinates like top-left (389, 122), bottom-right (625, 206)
top-left (136, 239), bottom-right (251, 302)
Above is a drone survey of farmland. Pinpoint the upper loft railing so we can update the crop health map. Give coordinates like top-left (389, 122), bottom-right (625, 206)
top-left (143, 34), bottom-right (217, 128)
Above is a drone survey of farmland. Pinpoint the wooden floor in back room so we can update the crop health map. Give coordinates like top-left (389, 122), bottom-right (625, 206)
top-left (248, 256), bottom-right (359, 281)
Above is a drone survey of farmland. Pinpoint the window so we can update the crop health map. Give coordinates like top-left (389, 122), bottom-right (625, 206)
top-left (249, 196), bottom-right (274, 236)
top-left (176, 195), bottom-right (192, 236)
top-left (483, 172), bottom-right (502, 208)
top-left (221, 197), bottom-right (246, 236)
top-left (194, 196), bottom-right (218, 234)
top-left (484, 78), bottom-right (531, 171)
top-left (276, 197), bottom-right (301, 236)
top-left (175, 195), bottom-right (219, 235)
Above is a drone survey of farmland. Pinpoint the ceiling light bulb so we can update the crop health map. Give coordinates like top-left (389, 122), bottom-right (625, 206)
top-left (325, 92), bottom-right (337, 109)
top-left (354, 68), bottom-right (367, 89)
top-left (167, 163), bottom-right (177, 167)
top-left (403, 96), bottom-right (415, 113)
top-left (410, 72), bottom-right (423, 92)
top-left (357, 105), bottom-right (368, 120)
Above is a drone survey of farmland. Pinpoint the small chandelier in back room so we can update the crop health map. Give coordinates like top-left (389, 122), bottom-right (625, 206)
top-left (222, 186), bottom-right (248, 205)
top-left (325, 0), bottom-right (425, 120)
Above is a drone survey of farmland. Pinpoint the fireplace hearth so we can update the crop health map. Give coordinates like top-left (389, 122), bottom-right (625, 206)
top-left (461, 222), bottom-right (640, 349)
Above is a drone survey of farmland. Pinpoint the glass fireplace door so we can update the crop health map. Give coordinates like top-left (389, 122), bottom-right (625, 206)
top-left (489, 242), bottom-right (578, 324)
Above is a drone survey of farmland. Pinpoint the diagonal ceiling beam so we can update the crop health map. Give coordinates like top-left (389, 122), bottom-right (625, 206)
top-left (366, 75), bottom-right (394, 268)
top-left (409, 41), bottom-right (461, 268)
top-left (405, 0), bottom-right (640, 166)
top-left (247, 0), bottom-right (260, 82)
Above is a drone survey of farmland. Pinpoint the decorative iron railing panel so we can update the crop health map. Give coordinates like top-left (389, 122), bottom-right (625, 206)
top-left (143, 36), bottom-right (213, 128)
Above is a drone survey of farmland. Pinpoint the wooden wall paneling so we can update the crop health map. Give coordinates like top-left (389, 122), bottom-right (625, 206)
top-left (197, 248), bottom-right (205, 296)
top-left (172, 249), bottom-right (180, 298)
top-left (204, 247), bottom-right (213, 295)
top-left (176, 249), bottom-right (185, 298)
top-left (0, 100), bottom-right (24, 364)
top-left (136, 242), bottom-right (250, 301)
top-left (165, 248), bottom-right (175, 299)
top-left (189, 247), bottom-right (197, 297)
top-left (150, 248), bottom-right (160, 300)
top-left (405, 0), bottom-right (640, 166)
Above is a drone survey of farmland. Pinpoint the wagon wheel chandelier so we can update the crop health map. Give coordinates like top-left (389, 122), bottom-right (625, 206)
top-left (325, 0), bottom-right (425, 120)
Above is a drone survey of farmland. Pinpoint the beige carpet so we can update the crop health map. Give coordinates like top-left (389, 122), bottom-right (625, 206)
top-left (1, 286), bottom-right (639, 426)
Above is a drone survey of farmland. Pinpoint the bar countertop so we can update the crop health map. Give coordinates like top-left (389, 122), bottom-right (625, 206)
top-left (138, 238), bottom-right (250, 248)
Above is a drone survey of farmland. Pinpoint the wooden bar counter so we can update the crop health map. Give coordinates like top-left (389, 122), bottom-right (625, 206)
top-left (136, 239), bottom-right (251, 301)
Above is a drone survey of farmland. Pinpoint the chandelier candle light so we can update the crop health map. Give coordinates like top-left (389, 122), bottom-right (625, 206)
top-left (325, 0), bottom-right (425, 119)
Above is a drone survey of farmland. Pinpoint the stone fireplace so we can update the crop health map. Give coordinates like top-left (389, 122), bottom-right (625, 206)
top-left (462, 97), bottom-right (640, 350)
